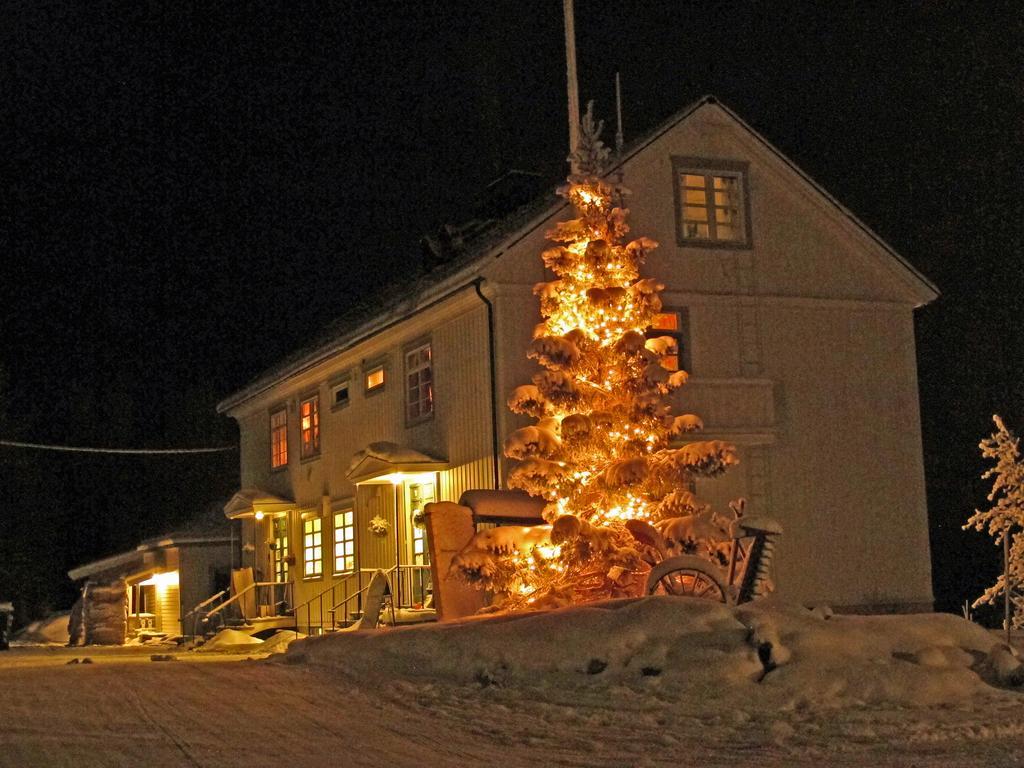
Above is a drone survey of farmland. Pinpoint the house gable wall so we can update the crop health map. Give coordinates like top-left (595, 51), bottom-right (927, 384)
top-left (224, 101), bottom-right (934, 611)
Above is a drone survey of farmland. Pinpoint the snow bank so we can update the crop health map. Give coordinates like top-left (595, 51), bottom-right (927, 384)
top-left (12, 612), bottom-right (71, 645)
top-left (198, 628), bottom-right (301, 654)
top-left (200, 628), bottom-right (264, 651)
top-left (286, 596), bottom-right (1009, 710)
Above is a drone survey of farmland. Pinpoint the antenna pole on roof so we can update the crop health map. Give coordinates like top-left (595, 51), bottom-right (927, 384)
top-left (563, 0), bottom-right (581, 174)
top-left (615, 71), bottom-right (624, 157)
top-left (614, 71), bottom-right (625, 190)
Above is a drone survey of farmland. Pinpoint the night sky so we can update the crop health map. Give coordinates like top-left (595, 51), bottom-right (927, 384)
top-left (2, 2), bottom-right (1021, 623)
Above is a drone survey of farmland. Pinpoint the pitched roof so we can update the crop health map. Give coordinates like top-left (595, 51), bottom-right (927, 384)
top-left (217, 95), bottom-right (938, 414)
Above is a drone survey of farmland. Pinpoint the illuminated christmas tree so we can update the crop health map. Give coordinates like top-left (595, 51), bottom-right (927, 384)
top-left (455, 105), bottom-right (738, 608)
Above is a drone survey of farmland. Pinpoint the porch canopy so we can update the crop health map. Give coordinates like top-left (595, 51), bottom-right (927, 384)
top-left (346, 441), bottom-right (447, 484)
top-left (223, 488), bottom-right (294, 520)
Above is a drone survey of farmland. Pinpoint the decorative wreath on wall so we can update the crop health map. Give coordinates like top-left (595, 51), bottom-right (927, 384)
top-left (368, 515), bottom-right (390, 537)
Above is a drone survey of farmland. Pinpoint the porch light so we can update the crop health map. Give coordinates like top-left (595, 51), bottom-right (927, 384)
top-left (138, 571), bottom-right (179, 588)
top-left (254, 510), bottom-right (265, 520)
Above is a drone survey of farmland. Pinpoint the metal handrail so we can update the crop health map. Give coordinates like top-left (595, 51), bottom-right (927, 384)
top-left (182, 589), bottom-right (229, 641)
top-left (328, 564), bottom-right (434, 629)
top-left (327, 567), bottom-right (395, 629)
top-left (293, 569), bottom-right (380, 635)
top-left (204, 583), bottom-right (256, 620)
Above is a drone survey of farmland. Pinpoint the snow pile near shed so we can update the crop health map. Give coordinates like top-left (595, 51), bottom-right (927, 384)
top-left (199, 628), bottom-right (264, 651)
top-left (197, 628), bottom-right (301, 654)
top-left (12, 612), bottom-right (70, 645)
top-left (287, 596), bottom-right (1010, 710)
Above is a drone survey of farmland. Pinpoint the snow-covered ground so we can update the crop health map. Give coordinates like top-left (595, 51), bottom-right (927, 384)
top-left (2, 597), bottom-right (1023, 767)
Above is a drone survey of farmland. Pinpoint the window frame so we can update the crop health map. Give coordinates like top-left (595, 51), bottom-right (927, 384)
top-left (271, 514), bottom-right (290, 584)
top-left (330, 375), bottom-right (352, 411)
top-left (302, 516), bottom-right (324, 580)
top-left (269, 406), bottom-right (289, 470)
top-left (646, 308), bottom-right (691, 374)
top-left (299, 393), bottom-right (321, 460)
top-left (363, 356), bottom-right (388, 396)
top-left (403, 339), bottom-right (434, 426)
top-left (671, 156), bottom-right (753, 249)
top-left (332, 506), bottom-right (356, 575)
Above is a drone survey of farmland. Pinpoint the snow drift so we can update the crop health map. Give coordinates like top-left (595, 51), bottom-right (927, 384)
top-left (287, 596), bottom-right (1012, 710)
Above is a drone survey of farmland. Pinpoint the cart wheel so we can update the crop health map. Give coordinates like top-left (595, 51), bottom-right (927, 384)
top-left (646, 555), bottom-right (731, 603)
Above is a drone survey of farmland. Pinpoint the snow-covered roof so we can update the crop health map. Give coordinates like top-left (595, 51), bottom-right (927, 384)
top-left (217, 95), bottom-right (938, 415)
top-left (346, 442), bottom-right (447, 484)
top-left (223, 488), bottom-right (294, 520)
top-left (69, 508), bottom-right (235, 581)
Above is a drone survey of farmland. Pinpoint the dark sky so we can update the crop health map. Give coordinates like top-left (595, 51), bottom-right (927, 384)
top-left (2, 1), bottom-right (1022, 620)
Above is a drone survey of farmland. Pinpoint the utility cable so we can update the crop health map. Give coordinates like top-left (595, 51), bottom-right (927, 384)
top-left (0, 439), bottom-right (235, 455)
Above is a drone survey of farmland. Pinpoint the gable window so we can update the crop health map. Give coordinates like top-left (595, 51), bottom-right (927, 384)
top-left (299, 395), bottom-right (320, 459)
top-left (405, 342), bottom-right (433, 422)
top-left (672, 157), bottom-right (751, 247)
top-left (270, 408), bottom-right (288, 469)
top-left (303, 517), bottom-right (323, 578)
top-left (646, 310), bottom-right (690, 372)
top-left (333, 509), bottom-right (355, 573)
top-left (365, 365), bottom-right (385, 393)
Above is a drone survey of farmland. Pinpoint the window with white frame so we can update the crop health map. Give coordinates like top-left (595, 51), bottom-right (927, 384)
top-left (272, 516), bottom-right (290, 583)
top-left (303, 517), bottom-right (323, 578)
top-left (270, 408), bottom-right (288, 469)
top-left (408, 481), bottom-right (435, 566)
top-left (331, 378), bottom-right (351, 410)
top-left (405, 343), bottom-right (433, 422)
top-left (299, 395), bottom-right (320, 459)
top-left (673, 157), bottom-right (750, 246)
top-left (333, 509), bottom-right (355, 573)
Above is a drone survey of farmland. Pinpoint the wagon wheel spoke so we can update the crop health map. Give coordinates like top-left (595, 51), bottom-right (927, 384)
top-left (649, 561), bottom-right (729, 604)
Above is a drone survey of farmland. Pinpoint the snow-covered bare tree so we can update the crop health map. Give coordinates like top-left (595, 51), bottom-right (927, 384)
top-left (964, 414), bottom-right (1024, 627)
top-left (453, 105), bottom-right (739, 609)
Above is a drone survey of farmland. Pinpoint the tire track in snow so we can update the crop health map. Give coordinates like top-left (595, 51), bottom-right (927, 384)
top-left (113, 671), bottom-right (204, 767)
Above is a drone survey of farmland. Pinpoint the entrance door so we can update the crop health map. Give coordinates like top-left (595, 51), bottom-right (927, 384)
top-left (404, 480), bottom-right (435, 606)
top-left (272, 515), bottom-right (290, 584)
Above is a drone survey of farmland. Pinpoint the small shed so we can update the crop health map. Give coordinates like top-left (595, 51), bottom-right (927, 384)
top-left (68, 513), bottom-right (237, 645)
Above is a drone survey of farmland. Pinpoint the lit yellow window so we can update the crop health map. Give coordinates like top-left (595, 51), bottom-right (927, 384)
top-left (677, 168), bottom-right (746, 243)
top-left (303, 517), bottom-right (323, 578)
top-left (365, 366), bottom-right (385, 392)
top-left (333, 510), bottom-right (355, 573)
top-left (270, 408), bottom-right (288, 468)
top-left (648, 311), bottom-right (685, 372)
top-left (300, 395), bottom-right (320, 459)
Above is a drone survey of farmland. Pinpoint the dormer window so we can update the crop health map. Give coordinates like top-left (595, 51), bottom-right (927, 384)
top-left (672, 157), bottom-right (751, 247)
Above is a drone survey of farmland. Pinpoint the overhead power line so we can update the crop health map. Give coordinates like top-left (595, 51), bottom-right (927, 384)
top-left (0, 439), bottom-right (236, 455)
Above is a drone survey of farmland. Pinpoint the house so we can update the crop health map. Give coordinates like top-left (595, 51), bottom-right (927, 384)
top-left (68, 512), bottom-right (236, 644)
top-left (215, 96), bottom-right (938, 630)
